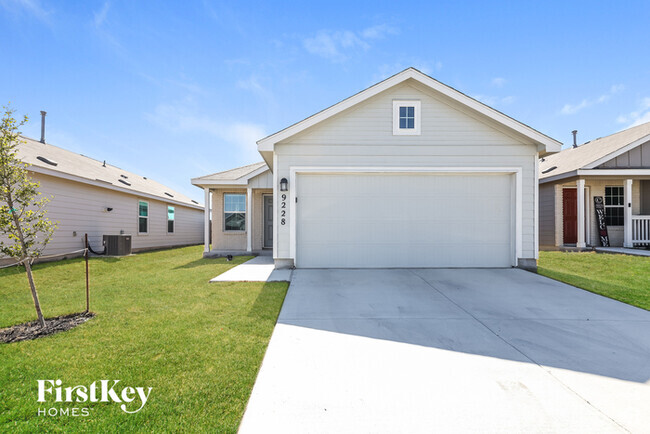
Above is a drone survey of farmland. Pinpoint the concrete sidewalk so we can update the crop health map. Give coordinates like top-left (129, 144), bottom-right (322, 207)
top-left (240, 268), bottom-right (650, 433)
top-left (210, 256), bottom-right (292, 282)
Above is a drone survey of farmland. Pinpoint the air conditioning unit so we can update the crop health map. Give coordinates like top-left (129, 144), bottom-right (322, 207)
top-left (103, 235), bottom-right (132, 256)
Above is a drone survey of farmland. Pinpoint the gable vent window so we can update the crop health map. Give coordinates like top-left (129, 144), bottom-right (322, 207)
top-left (393, 100), bottom-right (421, 135)
top-left (36, 156), bottom-right (58, 166)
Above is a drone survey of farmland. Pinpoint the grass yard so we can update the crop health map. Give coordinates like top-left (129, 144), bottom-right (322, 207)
top-left (0, 246), bottom-right (288, 433)
top-left (538, 251), bottom-right (650, 310)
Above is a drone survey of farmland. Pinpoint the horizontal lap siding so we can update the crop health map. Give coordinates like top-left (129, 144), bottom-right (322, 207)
top-left (274, 81), bottom-right (538, 260)
top-left (0, 174), bottom-right (203, 259)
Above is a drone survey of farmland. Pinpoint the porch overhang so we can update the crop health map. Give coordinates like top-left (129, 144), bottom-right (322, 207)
top-left (540, 168), bottom-right (650, 184)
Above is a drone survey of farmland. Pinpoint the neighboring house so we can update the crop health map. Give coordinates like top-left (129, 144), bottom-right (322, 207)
top-left (539, 122), bottom-right (650, 249)
top-left (193, 68), bottom-right (561, 269)
top-left (0, 135), bottom-right (204, 263)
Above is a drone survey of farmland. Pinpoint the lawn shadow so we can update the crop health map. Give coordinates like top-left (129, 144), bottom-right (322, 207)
top-left (248, 282), bottom-right (289, 321)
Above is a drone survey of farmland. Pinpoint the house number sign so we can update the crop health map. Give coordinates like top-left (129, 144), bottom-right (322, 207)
top-left (280, 194), bottom-right (287, 225)
top-left (593, 196), bottom-right (610, 247)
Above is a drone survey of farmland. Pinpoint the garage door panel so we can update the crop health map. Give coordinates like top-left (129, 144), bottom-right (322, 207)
top-left (296, 173), bottom-right (513, 268)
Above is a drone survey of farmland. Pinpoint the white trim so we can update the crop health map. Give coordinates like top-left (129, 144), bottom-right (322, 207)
top-left (204, 188), bottom-right (210, 253)
top-left (257, 68), bottom-right (561, 154)
top-left (272, 153), bottom-right (278, 259)
top-left (392, 100), bottom-right (421, 135)
top-left (576, 179), bottom-right (586, 248)
top-left (29, 165), bottom-right (204, 210)
top-left (246, 187), bottom-right (252, 252)
top-left (288, 166), bottom-right (523, 267)
top-left (191, 165), bottom-right (270, 188)
top-left (624, 179), bottom-right (633, 247)
top-left (579, 169), bottom-right (650, 177)
top-left (583, 134), bottom-right (650, 169)
top-left (534, 153), bottom-right (539, 259)
top-left (137, 199), bottom-right (149, 235)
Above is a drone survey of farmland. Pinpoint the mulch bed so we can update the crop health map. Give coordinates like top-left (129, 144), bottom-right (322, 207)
top-left (0, 312), bottom-right (95, 344)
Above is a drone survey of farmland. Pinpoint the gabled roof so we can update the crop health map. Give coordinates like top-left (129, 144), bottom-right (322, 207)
top-left (257, 67), bottom-right (562, 168)
top-left (191, 161), bottom-right (268, 187)
top-left (539, 122), bottom-right (650, 182)
top-left (17, 135), bottom-right (203, 209)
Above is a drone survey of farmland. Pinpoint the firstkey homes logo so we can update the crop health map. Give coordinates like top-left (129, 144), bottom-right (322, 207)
top-left (37, 380), bottom-right (153, 416)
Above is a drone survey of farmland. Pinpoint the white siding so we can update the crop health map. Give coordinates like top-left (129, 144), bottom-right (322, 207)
top-left (274, 81), bottom-right (538, 263)
top-left (0, 173), bottom-right (203, 260)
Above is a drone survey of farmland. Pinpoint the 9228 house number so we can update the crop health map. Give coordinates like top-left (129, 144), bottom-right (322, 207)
top-left (280, 194), bottom-right (287, 225)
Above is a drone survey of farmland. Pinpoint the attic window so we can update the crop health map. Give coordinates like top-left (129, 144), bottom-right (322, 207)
top-left (541, 166), bottom-right (557, 174)
top-left (36, 156), bottom-right (58, 166)
top-left (118, 179), bottom-right (132, 186)
top-left (393, 100), bottom-right (421, 135)
top-left (164, 192), bottom-right (174, 197)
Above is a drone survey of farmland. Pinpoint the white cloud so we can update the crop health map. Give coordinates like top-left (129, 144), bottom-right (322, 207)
top-left (236, 75), bottom-right (270, 99)
top-left (616, 97), bottom-right (650, 128)
top-left (360, 24), bottom-right (398, 40)
top-left (560, 84), bottom-right (625, 115)
top-left (145, 102), bottom-right (265, 162)
top-left (491, 77), bottom-right (506, 88)
top-left (93, 1), bottom-right (110, 27)
top-left (303, 24), bottom-right (398, 62)
top-left (0, 0), bottom-right (52, 23)
top-left (473, 94), bottom-right (516, 107)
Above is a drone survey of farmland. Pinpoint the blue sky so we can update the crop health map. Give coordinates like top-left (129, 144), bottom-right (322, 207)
top-left (2, 0), bottom-right (650, 202)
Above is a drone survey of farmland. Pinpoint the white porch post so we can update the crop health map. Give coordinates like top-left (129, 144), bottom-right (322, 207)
top-left (246, 187), bottom-right (252, 252)
top-left (624, 179), bottom-right (633, 247)
top-left (576, 179), bottom-right (586, 248)
top-left (203, 187), bottom-right (210, 253)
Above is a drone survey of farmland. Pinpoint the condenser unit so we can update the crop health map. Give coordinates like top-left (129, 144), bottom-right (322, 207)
top-left (103, 234), bottom-right (132, 256)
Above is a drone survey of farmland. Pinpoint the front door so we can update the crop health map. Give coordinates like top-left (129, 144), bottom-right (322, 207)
top-left (563, 188), bottom-right (577, 244)
top-left (263, 196), bottom-right (273, 248)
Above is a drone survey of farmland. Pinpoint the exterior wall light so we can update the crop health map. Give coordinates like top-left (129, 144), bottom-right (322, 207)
top-left (280, 178), bottom-right (288, 191)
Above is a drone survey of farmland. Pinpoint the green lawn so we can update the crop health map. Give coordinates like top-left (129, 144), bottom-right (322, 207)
top-left (538, 251), bottom-right (650, 310)
top-left (0, 246), bottom-right (288, 433)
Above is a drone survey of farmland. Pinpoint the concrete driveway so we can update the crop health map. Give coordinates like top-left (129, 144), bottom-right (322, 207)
top-left (239, 269), bottom-right (650, 433)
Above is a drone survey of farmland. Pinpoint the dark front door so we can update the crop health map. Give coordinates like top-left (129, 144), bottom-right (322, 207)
top-left (263, 196), bottom-right (273, 248)
top-left (563, 188), bottom-right (577, 244)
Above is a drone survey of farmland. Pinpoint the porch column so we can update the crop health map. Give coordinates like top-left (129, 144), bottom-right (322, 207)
top-left (203, 188), bottom-right (210, 253)
top-left (624, 179), bottom-right (633, 247)
top-left (576, 179), bottom-right (586, 248)
top-left (246, 187), bottom-right (252, 252)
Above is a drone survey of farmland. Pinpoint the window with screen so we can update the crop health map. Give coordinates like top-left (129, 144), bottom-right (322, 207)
top-left (224, 194), bottom-right (246, 231)
top-left (167, 206), bottom-right (175, 233)
top-left (138, 201), bottom-right (148, 234)
top-left (604, 186), bottom-right (624, 226)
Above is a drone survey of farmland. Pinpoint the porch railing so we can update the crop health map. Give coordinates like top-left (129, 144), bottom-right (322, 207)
top-left (632, 215), bottom-right (650, 245)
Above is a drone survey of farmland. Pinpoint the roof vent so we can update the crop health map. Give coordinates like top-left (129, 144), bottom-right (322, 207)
top-left (164, 192), bottom-right (174, 197)
top-left (40, 111), bottom-right (46, 144)
top-left (572, 130), bottom-right (578, 148)
top-left (191, 200), bottom-right (199, 204)
top-left (542, 166), bottom-right (557, 174)
top-left (120, 174), bottom-right (128, 179)
top-left (103, 160), bottom-right (106, 167)
top-left (36, 156), bottom-right (58, 166)
top-left (118, 179), bottom-right (132, 186)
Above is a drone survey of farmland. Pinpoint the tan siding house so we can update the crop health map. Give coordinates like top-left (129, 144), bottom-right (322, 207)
top-left (539, 122), bottom-right (650, 249)
top-left (194, 68), bottom-right (561, 269)
top-left (1, 136), bottom-right (204, 263)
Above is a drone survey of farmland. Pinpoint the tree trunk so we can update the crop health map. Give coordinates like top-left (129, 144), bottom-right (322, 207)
top-left (24, 260), bottom-right (46, 328)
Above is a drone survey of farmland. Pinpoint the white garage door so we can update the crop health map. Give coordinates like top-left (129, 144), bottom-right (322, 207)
top-left (296, 173), bottom-right (513, 268)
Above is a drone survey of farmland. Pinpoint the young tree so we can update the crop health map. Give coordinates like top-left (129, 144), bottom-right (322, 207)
top-left (0, 105), bottom-right (56, 328)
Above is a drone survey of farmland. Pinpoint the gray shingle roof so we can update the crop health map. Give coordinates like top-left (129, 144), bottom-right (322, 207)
top-left (192, 161), bottom-right (267, 183)
top-left (17, 135), bottom-right (202, 208)
top-left (540, 122), bottom-right (650, 180)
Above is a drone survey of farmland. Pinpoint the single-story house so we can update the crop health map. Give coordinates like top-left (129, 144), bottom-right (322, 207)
top-left (1, 134), bottom-right (204, 263)
top-left (539, 122), bottom-right (650, 249)
top-left (193, 68), bottom-right (561, 269)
